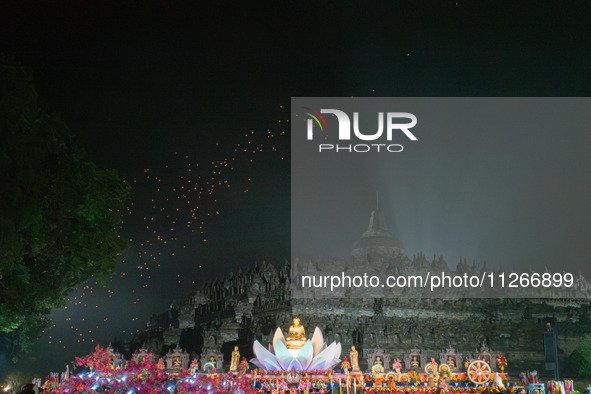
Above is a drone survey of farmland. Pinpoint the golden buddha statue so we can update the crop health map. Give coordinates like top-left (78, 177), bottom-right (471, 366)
top-left (350, 346), bottom-right (360, 372)
top-left (286, 317), bottom-right (307, 349)
top-left (230, 346), bottom-right (240, 372)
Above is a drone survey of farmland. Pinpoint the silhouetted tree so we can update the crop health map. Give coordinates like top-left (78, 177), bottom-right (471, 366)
top-left (0, 54), bottom-right (130, 362)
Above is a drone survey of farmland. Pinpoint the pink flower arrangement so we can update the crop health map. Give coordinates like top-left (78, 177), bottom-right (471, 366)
top-left (47, 345), bottom-right (261, 393)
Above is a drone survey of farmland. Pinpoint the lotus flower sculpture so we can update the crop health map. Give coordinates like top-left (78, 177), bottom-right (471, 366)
top-left (250, 324), bottom-right (341, 371)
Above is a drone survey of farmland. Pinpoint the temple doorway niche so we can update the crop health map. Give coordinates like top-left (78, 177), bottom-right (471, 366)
top-left (404, 346), bottom-right (427, 371)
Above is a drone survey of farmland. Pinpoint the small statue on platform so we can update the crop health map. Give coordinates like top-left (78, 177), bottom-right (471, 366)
top-left (230, 346), bottom-right (240, 372)
top-left (286, 317), bottom-right (307, 349)
top-left (203, 356), bottom-right (217, 373)
top-left (62, 365), bottom-right (70, 382)
top-left (172, 355), bottom-right (182, 369)
top-left (189, 359), bottom-right (199, 374)
top-left (447, 355), bottom-right (456, 369)
top-left (372, 356), bottom-right (385, 373)
top-left (411, 355), bottom-right (420, 368)
top-left (493, 375), bottom-right (506, 391)
top-left (350, 346), bottom-right (360, 372)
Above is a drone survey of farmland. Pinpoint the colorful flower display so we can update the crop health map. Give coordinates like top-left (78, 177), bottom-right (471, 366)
top-left (45, 346), bottom-right (259, 393)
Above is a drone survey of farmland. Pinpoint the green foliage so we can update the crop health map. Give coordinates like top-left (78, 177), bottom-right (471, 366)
top-left (0, 54), bottom-right (130, 361)
top-left (569, 334), bottom-right (591, 379)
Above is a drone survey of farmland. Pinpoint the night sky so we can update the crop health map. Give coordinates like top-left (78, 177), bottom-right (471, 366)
top-left (1, 0), bottom-right (590, 379)
top-left (291, 97), bottom-right (591, 288)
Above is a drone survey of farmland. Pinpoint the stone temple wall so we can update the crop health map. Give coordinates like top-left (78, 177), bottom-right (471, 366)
top-left (136, 210), bottom-right (591, 377)
top-left (137, 258), bottom-right (590, 376)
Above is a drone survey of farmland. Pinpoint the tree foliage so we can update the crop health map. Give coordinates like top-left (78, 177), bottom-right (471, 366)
top-left (0, 54), bottom-right (130, 361)
top-left (569, 334), bottom-right (591, 379)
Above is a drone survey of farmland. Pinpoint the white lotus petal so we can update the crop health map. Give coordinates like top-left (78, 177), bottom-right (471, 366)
top-left (296, 340), bottom-right (314, 370)
top-left (263, 357), bottom-right (282, 371)
top-left (325, 358), bottom-right (341, 370)
top-left (325, 342), bottom-right (342, 369)
top-left (308, 341), bottom-right (341, 370)
top-left (311, 327), bottom-right (324, 357)
top-left (331, 342), bottom-right (341, 362)
top-left (274, 339), bottom-right (295, 370)
top-left (308, 356), bottom-right (326, 370)
top-left (272, 327), bottom-right (286, 352)
top-left (317, 341), bottom-right (341, 360)
top-left (287, 358), bottom-right (304, 371)
top-left (250, 358), bottom-right (265, 370)
top-left (253, 340), bottom-right (278, 367)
